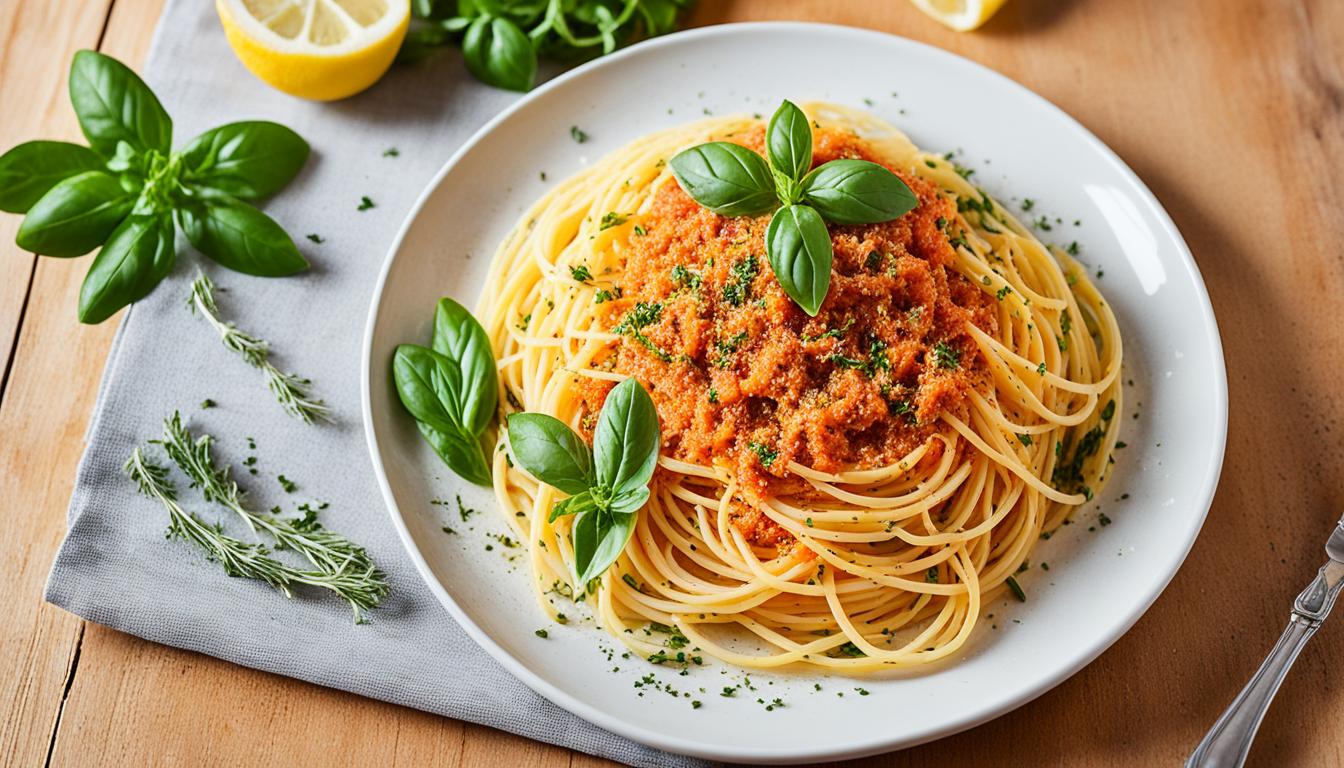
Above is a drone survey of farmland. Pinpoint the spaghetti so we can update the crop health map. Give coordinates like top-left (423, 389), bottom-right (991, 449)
top-left (479, 103), bottom-right (1122, 672)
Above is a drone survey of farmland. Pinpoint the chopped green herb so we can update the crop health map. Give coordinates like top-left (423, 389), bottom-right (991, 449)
top-left (722, 256), bottom-right (759, 307)
top-left (671, 264), bottom-right (702, 293)
top-left (600, 212), bottom-right (629, 230)
top-left (1006, 575), bottom-right (1026, 602)
top-left (306, 233), bottom-right (324, 244)
top-left (748, 441), bottom-right (778, 468)
top-left (383, 147), bottom-right (399, 157)
top-left (570, 125), bottom-right (588, 143)
top-left (615, 301), bottom-right (672, 362)
top-left (570, 264), bottom-right (593, 282)
top-left (933, 341), bottom-right (961, 370)
top-left (833, 642), bottom-right (866, 658)
top-left (802, 318), bottom-right (854, 343)
top-left (714, 331), bottom-right (748, 367)
top-left (200, 398), bottom-right (216, 409)
top-left (534, 628), bottom-right (548, 638)
top-left (1022, 198), bottom-right (1035, 211)
top-left (1017, 433), bottom-right (1033, 447)
top-left (277, 474), bottom-right (297, 493)
top-left (358, 196), bottom-right (375, 211)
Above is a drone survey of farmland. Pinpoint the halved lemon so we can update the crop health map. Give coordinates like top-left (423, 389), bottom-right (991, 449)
top-left (216, 0), bottom-right (410, 101)
top-left (909, 0), bottom-right (1009, 31)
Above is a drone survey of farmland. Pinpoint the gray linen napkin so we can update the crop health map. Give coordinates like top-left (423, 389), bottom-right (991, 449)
top-left (43, 3), bottom-right (707, 766)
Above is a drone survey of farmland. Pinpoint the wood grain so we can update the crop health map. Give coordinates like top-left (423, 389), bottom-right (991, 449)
top-left (6, 0), bottom-right (1344, 766)
top-left (0, 0), bottom-right (114, 393)
top-left (0, 2), bottom-right (120, 765)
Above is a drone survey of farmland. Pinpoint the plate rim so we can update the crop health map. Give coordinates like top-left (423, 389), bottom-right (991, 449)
top-left (361, 21), bottom-right (1228, 763)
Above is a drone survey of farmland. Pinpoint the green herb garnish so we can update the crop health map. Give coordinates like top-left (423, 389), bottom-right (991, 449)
top-left (188, 273), bottom-right (331, 424)
top-left (669, 100), bottom-right (917, 316)
top-left (0, 50), bottom-right (309, 324)
top-left (933, 341), bottom-right (961, 370)
top-left (507, 378), bottom-right (660, 585)
top-left (1006, 575), bottom-right (1027, 602)
top-left (392, 297), bottom-right (499, 486)
top-left (748, 441), bottom-right (778, 468)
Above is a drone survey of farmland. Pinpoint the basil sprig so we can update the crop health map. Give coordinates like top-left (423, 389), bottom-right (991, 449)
top-left (403, 0), bottom-right (691, 92)
top-left (669, 100), bottom-right (918, 316)
top-left (0, 50), bottom-right (309, 324)
top-left (507, 378), bottom-right (660, 584)
top-left (393, 298), bottom-right (499, 487)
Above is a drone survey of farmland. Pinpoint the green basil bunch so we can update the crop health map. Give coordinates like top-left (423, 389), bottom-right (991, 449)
top-left (507, 377), bottom-right (660, 583)
top-left (0, 50), bottom-right (309, 324)
top-left (393, 298), bottom-right (499, 486)
top-left (669, 100), bottom-right (918, 316)
top-left (403, 0), bottom-right (692, 92)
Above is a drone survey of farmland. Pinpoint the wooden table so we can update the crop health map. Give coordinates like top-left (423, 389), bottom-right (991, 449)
top-left (3, 0), bottom-right (1342, 765)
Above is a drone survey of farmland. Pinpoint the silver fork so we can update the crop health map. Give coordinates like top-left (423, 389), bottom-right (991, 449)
top-left (1186, 515), bottom-right (1344, 767)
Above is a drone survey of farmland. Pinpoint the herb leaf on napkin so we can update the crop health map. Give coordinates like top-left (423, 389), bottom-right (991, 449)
top-left (0, 50), bottom-right (311, 323)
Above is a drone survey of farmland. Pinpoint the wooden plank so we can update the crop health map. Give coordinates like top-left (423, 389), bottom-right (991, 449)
top-left (48, 624), bottom-right (468, 766)
top-left (0, 0), bottom-right (114, 393)
top-left (11, 0), bottom-right (1344, 766)
top-left (0, 1), bottom-right (121, 764)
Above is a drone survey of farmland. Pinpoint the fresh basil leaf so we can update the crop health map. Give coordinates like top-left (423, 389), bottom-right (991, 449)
top-left (68, 50), bottom-right (172, 157)
top-left (668, 142), bottom-right (778, 217)
top-left (16, 171), bottom-right (134, 257)
top-left (801, 159), bottom-right (918, 226)
top-left (549, 488), bottom-right (598, 523)
top-left (593, 377), bottom-right (660, 497)
top-left (606, 486), bottom-right (650, 515)
top-left (572, 508), bottom-right (637, 584)
top-left (180, 122), bottom-right (310, 200)
top-left (765, 204), bottom-right (832, 316)
top-left (417, 422), bottom-right (492, 487)
top-left (0, 141), bottom-right (105, 213)
top-left (462, 16), bottom-right (537, 92)
top-left (766, 100), bottom-right (812, 182)
top-left (393, 344), bottom-right (466, 436)
top-left (433, 297), bottom-right (497, 436)
top-left (77, 212), bottom-right (174, 324)
top-left (506, 412), bottom-right (595, 495)
top-left (177, 195), bottom-right (308, 276)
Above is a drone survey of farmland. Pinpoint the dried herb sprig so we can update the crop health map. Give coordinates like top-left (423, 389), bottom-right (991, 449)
top-left (188, 272), bottom-right (331, 424)
top-left (125, 446), bottom-right (385, 622)
top-left (157, 413), bottom-right (380, 580)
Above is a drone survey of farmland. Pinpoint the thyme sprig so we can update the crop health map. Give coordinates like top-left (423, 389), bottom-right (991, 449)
top-left (188, 272), bottom-right (331, 424)
top-left (157, 413), bottom-right (381, 580)
top-left (125, 446), bottom-right (386, 622)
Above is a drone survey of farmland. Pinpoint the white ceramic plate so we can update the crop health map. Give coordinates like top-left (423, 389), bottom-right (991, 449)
top-left (362, 23), bottom-right (1227, 764)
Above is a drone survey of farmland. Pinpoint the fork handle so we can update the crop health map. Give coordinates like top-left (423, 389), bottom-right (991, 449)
top-left (1186, 564), bottom-right (1342, 768)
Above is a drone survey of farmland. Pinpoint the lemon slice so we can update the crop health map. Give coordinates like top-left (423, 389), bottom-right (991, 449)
top-left (908, 0), bottom-right (1009, 31)
top-left (216, 0), bottom-right (410, 101)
